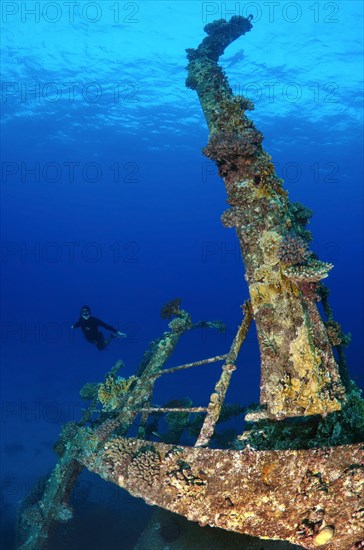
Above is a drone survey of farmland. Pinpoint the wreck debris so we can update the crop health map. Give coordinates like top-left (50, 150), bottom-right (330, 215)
top-left (85, 437), bottom-right (364, 550)
top-left (16, 304), bottom-right (227, 549)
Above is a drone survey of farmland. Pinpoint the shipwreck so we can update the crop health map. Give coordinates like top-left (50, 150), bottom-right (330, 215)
top-left (16, 16), bottom-right (364, 550)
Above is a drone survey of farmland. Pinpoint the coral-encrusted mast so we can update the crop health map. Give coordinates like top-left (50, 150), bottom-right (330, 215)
top-left (186, 16), bottom-right (346, 419)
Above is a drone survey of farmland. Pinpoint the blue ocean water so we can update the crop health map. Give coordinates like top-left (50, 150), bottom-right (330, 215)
top-left (1, 1), bottom-right (363, 548)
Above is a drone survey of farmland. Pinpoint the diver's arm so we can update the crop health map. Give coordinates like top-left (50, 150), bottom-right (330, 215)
top-left (71, 319), bottom-right (81, 329)
top-left (95, 318), bottom-right (127, 338)
top-left (95, 318), bottom-right (118, 333)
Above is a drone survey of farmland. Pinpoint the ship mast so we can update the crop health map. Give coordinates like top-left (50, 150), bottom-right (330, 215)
top-left (185, 16), bottom-right (346, 420)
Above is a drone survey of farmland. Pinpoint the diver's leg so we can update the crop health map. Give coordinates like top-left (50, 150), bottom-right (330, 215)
top-left (96, 333), bottom-right (107, 351)
top-left (96, 332), bottom-right (115, 351)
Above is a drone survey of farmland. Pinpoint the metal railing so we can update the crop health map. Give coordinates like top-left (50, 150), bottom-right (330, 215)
top-left (137, 301), bottom-right (253, 447)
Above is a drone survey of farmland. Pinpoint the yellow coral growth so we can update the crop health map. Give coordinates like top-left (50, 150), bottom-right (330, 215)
top-left (285, 325), bottom-right (326, 415)
top-left (255, 265), bottom-right (274, 283)
top-left (98, 374), bottom-right (138, 412)
top-left (250, 269), bottom-right (299, 313)
top-left (268, 319), bottom-right (343, 417)
top-left (289, 325), bottom-right (321, 378)
top-left (250, 282), bottom-right (278, 309)
top-left (258, 230), bottom-right (281, 266)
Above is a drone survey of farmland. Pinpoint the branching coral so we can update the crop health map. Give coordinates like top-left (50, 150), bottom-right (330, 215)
top-left (278, 232), bottom-right (309, 266)
top-left (125, 445), bottom-right (162, 492)
top-left (285, 202), bottom-right (313, 242)
top-left (221, 206), bottom-right (245, 228)
top-left (289, 201), bottom-right (313, 227)
top-left (203, 128), bottom-right (263, 183)
top-left (103, 437), bottom-right (139, 478)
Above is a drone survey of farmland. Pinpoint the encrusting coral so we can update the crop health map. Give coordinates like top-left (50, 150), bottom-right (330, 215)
top-left (15, 16), bottom-right (364, 550)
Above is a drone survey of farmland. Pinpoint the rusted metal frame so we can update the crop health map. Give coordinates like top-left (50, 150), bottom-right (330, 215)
top-left (150, 354), bottom-right (228, 378)
top-left (137, 355), bottom-right (228, 436)
top-left (139, 406), bottom-right (208, 414)
top-left (129, 316), bottom-right (226, 441)
top-left (195, 301), bottom-right (253, 447)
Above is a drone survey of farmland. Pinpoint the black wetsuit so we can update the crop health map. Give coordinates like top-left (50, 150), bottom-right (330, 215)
top-left (73, 316), bottom-right (118, 351)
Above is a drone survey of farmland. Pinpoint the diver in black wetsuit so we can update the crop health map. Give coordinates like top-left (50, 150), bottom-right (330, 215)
top-left (71, 305), bottom-right (126, 351)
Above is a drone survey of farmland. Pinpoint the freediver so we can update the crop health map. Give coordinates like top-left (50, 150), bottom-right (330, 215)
top-left (71, 305), bottom-right (126, 351)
